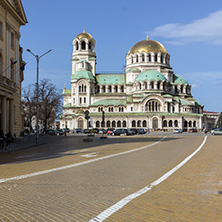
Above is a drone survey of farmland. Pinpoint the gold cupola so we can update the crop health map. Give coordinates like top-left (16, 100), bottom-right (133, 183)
top-left (128, 36), bottom-right (167, 55)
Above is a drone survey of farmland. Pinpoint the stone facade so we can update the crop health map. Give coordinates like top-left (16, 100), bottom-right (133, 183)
top-left (61, 31), bottom-right (204, 132)
top-left (0, 0), bottom-right (27, 136)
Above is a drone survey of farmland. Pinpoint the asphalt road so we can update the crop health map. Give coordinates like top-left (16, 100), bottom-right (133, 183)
top-left (0, 133), bottom-right (220, 221)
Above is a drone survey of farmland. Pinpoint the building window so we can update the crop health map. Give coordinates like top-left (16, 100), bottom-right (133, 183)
top-left (84, 97), bottom-right (86, 103)
top-left (169, 120), bottom-right (173, 127)
top-left (143, 120), bottom-right (147, 127)
top-left (145, 99), bottom-right (161, 112)
top-left (123, 121), bottom-right (126, 127)
top-left (106, 121), bottom-right (110, 127)
top-left (117, 121), bottom-right (121, 127)
top-left (11, 32), bottom-right (15, 48)
top-left (132, 120), bottom-right (136, 127)
top-left (96, 121), bottom-right (100, 127)
top-left (81, 41), bottom-right (86, 50)
top-left (121, 85), bottom-right (124, 92)
top-left (108, 85), bottom-right (112, 93)
top-left (112, 121), bottom-right (116, 128)
top-left (80, 97), bottom-right (82, 104)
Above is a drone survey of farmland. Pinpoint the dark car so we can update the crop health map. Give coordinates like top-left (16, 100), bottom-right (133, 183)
top-left (138, 128), bottom-right (146, 134)
top-left (45, 129), bottom-right (56, 135)
top-left (56, 129), bottom-right (64, 135)
top-left (111, 128), bottom-right (134, 136)
top-left (129, 128), bottom-right (138, 134)
top-left (189, 128), bottom-right (197, 133)
top-left (72, 128), bottom-right (83, 133)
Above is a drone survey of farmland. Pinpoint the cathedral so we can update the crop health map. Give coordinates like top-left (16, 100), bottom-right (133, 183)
top-left (60, 30), bottom-right (204, 131)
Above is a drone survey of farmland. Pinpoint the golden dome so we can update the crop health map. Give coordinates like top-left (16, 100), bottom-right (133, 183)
top-left (128, 39), bottom-right (167, 54)
top-left (76, 31), bottom-right (94, 41)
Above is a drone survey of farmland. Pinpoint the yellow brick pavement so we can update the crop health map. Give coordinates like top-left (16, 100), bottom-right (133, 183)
top-left (107, 135), bottom-right (222, 222)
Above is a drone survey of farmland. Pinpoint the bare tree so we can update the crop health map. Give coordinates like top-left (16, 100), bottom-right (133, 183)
top-left (22, 78), bottom-right (62, 133)
top-left (38, 79), bottom-right (62, 132)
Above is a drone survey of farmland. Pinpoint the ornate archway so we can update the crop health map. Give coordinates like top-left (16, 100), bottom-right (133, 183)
top-left (153, 117), bottom-right (158, 129)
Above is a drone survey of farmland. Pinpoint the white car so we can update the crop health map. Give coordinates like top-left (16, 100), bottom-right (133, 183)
top-left (173, 129), bottom-right (183, 134)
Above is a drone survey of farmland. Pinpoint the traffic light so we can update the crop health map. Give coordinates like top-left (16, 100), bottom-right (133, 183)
top-left (85, 110), bottom-right (90, 120)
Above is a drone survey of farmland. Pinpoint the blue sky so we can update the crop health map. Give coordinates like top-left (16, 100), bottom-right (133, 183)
top-left (20, 0), bottom-right (222, 112)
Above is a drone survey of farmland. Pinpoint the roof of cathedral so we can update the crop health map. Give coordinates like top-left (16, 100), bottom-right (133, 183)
top-left (75, 30), bottom-right (95, 43)
top-left (134, 70), bottom-right (167, 82)
top-left (128, 39), bottom-right (167, 55)
top-left (71, 70), bottom-right (95, 81)
top-left (90, 99), bottom-right (126, 106)
top-left (96, 73), bottom-right (125, 85)
top-left (174, 74), bottom-right (189, 85)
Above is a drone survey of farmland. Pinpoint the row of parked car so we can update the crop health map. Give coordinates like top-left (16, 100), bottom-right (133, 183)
top-left (72, 128), bottom-right (147, 135)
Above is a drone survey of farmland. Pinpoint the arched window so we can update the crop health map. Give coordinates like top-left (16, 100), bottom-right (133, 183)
top-left (112, 121), bottom-right (116, 128)
top-left (145, 99), bottom-right (161, 112)
top-left (180, 85), bottom-right (184, 93)
top-left (193, 121), bottom-right (196, 127)
top-left (136, 55), bottom-right (138, 63)
top-left (123, 121), bottom-right (126, 127)
top-left (107, 121), bottom-right (110, 127)
top-left (137, 120), bottom-right (141, 127)
top-left (139, 83), bottom-right (142, 90)
top-left (157, 82), bottom-right (161, 90)
top-left (184, 120), bottom-right (188, 128)
top-left (160, 54), bottom-right (163, 63)
top-left (189, 121), bottom-right (192, 127)
top-left (154, 54), bottom-right (158, 62)
top-left (121, 85), bottom-right (124, 92)
top-left (132, 120), bottom-right (136, 127)
top-left (84, 85), bottom-right (86, 92)
top-left (117, 121), bottom-right (121, 127)
top-left (150, 81), bottom-right (154, 89)
top-left (174, 120), bottom-right (178, 127)
top-left (96, 121), bottom-right (100, 128)
top-left (76, 42), bottom-right (79, 50)
top-left (142, 54), bottom-right (145, 62)
top-left (89, 42), bottom-right (92, 50)
top-left (175, 85), bottom-right (178, 94)
top-left (144, 82), bottom-right (147, 89)
top-left (114, 85), bottom-right (118, 93)
top-left (131, 56), bottom-right (133, 63)
top-left (81, 41), bottom-right (86, 50)
top-left (119, 107), bottom-right (124, 112)
top-left (143, 120), bottom-right (147, 127)
top-left (102, 85), bottom-right (106, 93)
top-left (96, 85), bottom-right (100, 93)
top-left (169, 120), bottom-right (173, 127)
top-left (108, 85), bottom-right (112, 93)
top-left (148, 54), bottom-right (151, 62)
top-left (163, 120), bottom-right (167, 127)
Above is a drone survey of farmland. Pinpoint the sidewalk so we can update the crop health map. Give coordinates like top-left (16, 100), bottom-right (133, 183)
top-left (0, 134), bottom-right (47, 153)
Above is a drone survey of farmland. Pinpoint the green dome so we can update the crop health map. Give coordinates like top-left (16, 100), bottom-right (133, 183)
top-left (174, 74), bottom-right (189, 85)
top-left (135, 70), bottom-right (167, 82)
top-left (71, 70), bottom-right (95, 81)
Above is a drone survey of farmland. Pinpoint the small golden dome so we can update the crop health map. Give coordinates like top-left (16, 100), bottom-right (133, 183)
top-left (76, 32), bottom-right (94, 41)
top-left (128, 39), bottom-right (167, 54)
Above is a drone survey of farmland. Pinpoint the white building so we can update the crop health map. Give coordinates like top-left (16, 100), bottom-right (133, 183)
top-left (61, 31), bottom-right (204, 131)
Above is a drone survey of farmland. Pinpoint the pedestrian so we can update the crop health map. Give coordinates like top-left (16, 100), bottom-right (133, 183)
top-left (0, 129), bottom-right (4, 149)
top-left (6, 131), bottom-right (12, 147)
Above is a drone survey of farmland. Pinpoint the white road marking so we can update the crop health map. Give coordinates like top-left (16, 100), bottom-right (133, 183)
top-left (89, 136), bottom-right (208, 222)
top-left (81, 152), bottom-right (99, 158)
top-left (0, 137), bottom-right (166, 184)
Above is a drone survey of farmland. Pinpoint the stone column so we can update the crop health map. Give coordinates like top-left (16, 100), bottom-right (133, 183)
top-left (9, 99), bottom-right (14, 135)
top-left (1, 97), bottom-right (7, 134)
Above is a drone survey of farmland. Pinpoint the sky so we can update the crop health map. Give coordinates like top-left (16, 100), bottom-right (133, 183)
top-left (20, 0), bottom-right (222, 112)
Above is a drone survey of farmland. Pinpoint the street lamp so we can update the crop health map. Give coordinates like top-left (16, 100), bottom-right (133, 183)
top-left (27, 49), bottom-right (52, 143)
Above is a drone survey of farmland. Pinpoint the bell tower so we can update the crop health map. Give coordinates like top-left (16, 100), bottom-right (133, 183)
top-left (72, 30), bottom-right (96, 75)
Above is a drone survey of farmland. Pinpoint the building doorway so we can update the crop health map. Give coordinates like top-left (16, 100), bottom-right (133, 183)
top-left (153, 117), bottom-right (158, 129)
top-left (78, 118), bottom-right (84, 129)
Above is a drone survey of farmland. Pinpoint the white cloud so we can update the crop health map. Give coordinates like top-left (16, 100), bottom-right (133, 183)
top-left (150, 10), bottom-right (222, 45)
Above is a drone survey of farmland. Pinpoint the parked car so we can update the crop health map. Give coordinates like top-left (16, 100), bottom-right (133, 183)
top-left (56, 129), bottom-right (64, 135)
top-left (138, 128), bottom-right (146, 134)
top-left (72, 128), bottom-right (83, 133)
top-left (211, 128), bottom-right (222, 135)
top-left (173, 129), bottom-right (183, 134)
top-left (189, 128), bottom-right (197, 133)
top-left (106, 128), bottom-right (115, 135)
top-left (111, 128), bottom-right (134, 136)
top-left (83, 129), bottom-right (97, 134)
top-left (45, 129), bottom-right (56, 135)
top-left (129, 128), bottom-right (138, 134)
top-left (63, 128), bottom-right (70, 133)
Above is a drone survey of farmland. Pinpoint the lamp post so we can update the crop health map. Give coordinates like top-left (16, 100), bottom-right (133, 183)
top-left (27, 49), bottom-right (52, 143)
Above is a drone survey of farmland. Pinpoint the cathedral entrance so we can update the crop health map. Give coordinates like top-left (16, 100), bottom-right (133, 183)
top-left (78, 118), bottom-right (84, 129)
top-left (152, 117), bottom-right (158, 129)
